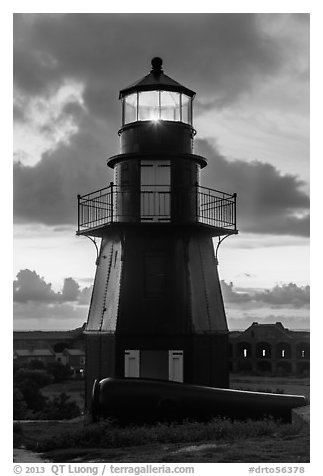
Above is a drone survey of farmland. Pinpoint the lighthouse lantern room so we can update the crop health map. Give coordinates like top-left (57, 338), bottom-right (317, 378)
top-left (77, 58), bottom-right (238, 407)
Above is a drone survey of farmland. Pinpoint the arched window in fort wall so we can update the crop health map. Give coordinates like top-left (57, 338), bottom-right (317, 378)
top-left (256, 342), bottom-right (272, 359)
top-left (296, 342), bottom-right (310, 359)
top-left (276, 342), bottom-right (292, 359)
top-left (237, 342), bottom-right (252, 358)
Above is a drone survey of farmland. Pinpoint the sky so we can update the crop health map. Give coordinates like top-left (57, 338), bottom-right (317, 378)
top-left (12, 12), bottom-right (310, 331)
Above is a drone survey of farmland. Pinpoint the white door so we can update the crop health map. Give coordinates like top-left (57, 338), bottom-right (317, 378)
top-left (168, 350), bottom-right (184, 382)
top-left (124, 350), bottom-right (140, 377)
top-left (141, 160), bottom-right (170, 221)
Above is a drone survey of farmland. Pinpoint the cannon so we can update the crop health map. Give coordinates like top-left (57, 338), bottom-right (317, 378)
top-left (91, 377), bottom-right (307, 423)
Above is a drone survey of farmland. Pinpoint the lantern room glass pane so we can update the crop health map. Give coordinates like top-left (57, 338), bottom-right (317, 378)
top-left (181, 94), bottom-right (191, 124)
top-left (160, 91), bottom-right (180, 121)
top-left (138, 91), bottom-right (160, 121)
top-left (124, 93), bottom-right (137, 124)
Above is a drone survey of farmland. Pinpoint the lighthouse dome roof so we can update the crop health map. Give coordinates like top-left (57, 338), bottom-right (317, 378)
top-left (119, 57), bottom-right (195, 99)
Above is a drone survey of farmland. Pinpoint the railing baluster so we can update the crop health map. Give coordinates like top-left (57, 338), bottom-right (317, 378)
top-left (233, 193), bottom-right (237, 231)
top-left (110, 182), bottom-right (114, 223)
top-left (77, 195), bottom-right (80, 232)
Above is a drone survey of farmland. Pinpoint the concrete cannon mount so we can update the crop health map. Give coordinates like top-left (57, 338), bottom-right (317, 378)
top-left (92, 377), bottom-right (307, 424)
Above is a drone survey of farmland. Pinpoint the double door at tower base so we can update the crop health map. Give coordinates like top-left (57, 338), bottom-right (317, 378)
top-left (125, 349), bottom-right (183, 382)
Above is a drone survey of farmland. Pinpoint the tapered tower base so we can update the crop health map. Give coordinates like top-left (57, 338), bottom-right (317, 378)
top-left (84, 225), bottom-right (229, 407)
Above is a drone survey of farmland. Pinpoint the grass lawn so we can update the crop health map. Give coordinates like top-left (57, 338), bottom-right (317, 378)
top-left (13, 416), bottom-right (309, 463)
top-left (42, 432), bottom-right (309, 463)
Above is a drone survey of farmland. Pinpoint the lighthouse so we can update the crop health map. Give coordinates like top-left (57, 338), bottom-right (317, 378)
top-left (77, 58), bottom-right (237, 407)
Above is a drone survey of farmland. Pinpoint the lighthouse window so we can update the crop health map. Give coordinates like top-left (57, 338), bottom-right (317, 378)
top-left (138, 91), bottom-right (160, 121)
top-left (160, 91), bottom-right (180, 121)
top-left (181, 94), bottom-right (191, 124)
top-left (124, 93), bottom-right (137, 124)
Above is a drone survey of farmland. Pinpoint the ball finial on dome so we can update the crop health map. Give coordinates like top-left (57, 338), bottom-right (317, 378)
top-left (151, 57), bottom-right (163, 72)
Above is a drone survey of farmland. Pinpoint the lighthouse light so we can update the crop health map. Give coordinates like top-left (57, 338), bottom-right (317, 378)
top-left (122, 90), bottom-right (192, 125)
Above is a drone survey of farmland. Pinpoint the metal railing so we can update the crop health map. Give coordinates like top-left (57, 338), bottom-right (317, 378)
top-left (197, 185), bottom-right (236, 229)
top-left (77, 183), bottom-right (237, 233)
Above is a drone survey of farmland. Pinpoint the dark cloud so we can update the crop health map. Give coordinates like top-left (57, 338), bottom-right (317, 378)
top-left (221, 280), bottom-right (251, 303)
top-left (13, 13), bottom-right (307, 118)
top-left (221, 280), bottom-right (310, 309)
top-left (13, 269), bottom-right (92, 305)
top-left (78, 286), bottom-right (93, 305)
top-left (61, 277), bottom-right (80, 301)
top-left (254, 283), bottom-right (310, 308)
top-left (14, 115), bottom-right (116, 225)
top-left (196, 139), bottom-right (309, 236)
top-left (13, 102), bottom-right (27, 122)
top-left (13, 269), bottom-right (57, 303)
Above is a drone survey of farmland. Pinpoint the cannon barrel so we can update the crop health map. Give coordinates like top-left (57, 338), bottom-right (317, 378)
top-left (92, 378), bottom-right (307, 423)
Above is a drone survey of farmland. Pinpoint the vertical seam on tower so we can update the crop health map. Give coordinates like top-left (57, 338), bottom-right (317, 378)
top-left (184, 233), bottom-right (193, 333)
top-left (198, 238), bottom-right (212, 330)
top-left (115, 236), bottom-right (125, 326)
top-left (99, 242), bottom-right (114, 331)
